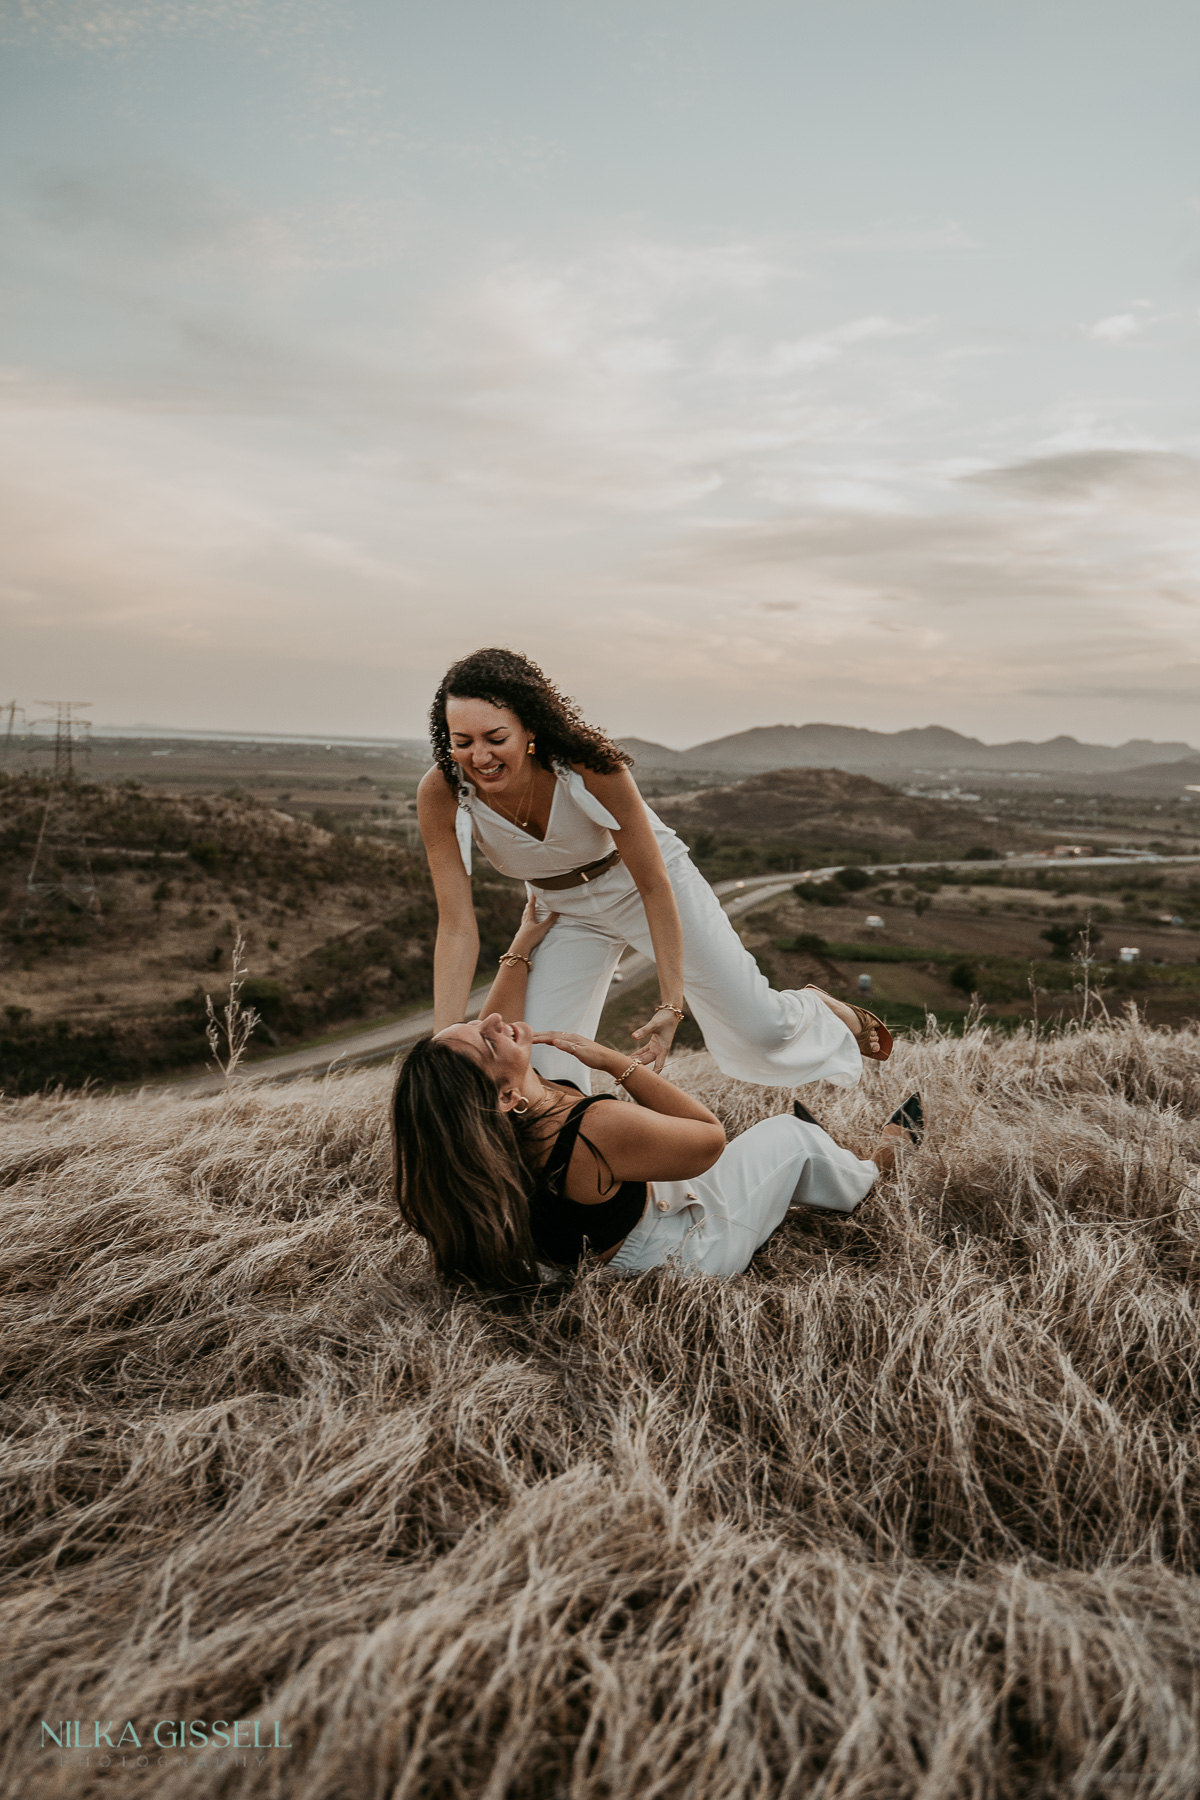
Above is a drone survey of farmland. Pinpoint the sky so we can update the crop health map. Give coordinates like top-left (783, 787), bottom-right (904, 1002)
top-left (1, 0), bottom-right (1199, 750)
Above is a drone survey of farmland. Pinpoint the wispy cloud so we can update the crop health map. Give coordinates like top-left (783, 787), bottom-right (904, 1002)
top-left (1084, 300), bottom-right (1160, 343)
top-left (0, 0), bottom-right (343, 52)
top-left (3, 157), bottom-right (1198, 738)
top-left (969, 448), bottom-right (1200, 505)
top-left (1087, 312), bottom-right (1143, 342)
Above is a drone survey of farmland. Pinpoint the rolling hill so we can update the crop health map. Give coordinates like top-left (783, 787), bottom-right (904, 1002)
top-left (653, 767), bottom-right (1022, 872)
top-left (622, 724), bottom-right (1197, 778)
top-left (0, 776), bottom-right (522, 1092)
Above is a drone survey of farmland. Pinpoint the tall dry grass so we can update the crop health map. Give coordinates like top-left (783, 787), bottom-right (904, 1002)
top-left (4, 1013), bottom-right (1200, 1798)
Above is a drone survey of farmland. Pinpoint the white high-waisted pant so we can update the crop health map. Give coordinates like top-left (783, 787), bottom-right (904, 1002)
top-left (606, 1114), bottom-right (879, 1279)
top-left (524, 851), bottom-right (861, 1092)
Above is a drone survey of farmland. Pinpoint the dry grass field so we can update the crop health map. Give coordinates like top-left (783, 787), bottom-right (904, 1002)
top-left (6, 1012), bottom-right (1200, 1797)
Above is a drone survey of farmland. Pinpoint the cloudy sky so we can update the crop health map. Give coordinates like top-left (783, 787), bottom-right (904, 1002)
top-left (2, 0), bottom-right (1198, 747)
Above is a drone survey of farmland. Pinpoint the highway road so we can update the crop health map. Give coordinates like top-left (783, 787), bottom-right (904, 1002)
top-left (168, 848), bottom-right (1200, 1095)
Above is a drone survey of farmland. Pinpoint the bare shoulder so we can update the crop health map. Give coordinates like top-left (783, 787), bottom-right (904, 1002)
top-left (564, 1095), bottom-right (636, 1202)
top-left (417, 765), bottom-right (457, 821)
top-left (567, 1090), bottom-right (724, 1187)
top-left (571, 1092), bottom-right (658, 1163)
top-left (571, 761), bottom-right (644, 816)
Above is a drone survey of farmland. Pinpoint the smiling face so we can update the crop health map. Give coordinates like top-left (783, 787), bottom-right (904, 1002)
top-left (445, 695), bottom-right (534, 798)
top-left (434, 1012), bottom-right (534, 1109)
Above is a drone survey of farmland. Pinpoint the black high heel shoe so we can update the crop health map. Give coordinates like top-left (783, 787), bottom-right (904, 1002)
top-left (886, 1093), bottom-right (923, 1145)
top-left (792, 1099), bottom-right (822, 1127)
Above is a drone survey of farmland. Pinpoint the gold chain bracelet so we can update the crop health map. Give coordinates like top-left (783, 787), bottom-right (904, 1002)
top-left (614, 1058), bottom-right (643, 1087)
top-left (498, 950), bottom-right (533, 970)
top-left (655, 1003), bottom-right (685, 1021)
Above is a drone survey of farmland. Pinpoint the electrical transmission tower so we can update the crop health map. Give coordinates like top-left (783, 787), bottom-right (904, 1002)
top-left (1, 700), bottom-right (25, 767)
top-left (37, 699), bottom-right (92, 780)
top-left (22, 701), bottom-right (100, 921)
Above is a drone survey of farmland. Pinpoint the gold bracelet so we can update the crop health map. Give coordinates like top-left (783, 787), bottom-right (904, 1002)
top-left (498, 950), bottom-right (533, 970)
top-left (656, 1003), bottom-right (685, 1021)
top-left (614, 1058), bottom-right (643, 1086)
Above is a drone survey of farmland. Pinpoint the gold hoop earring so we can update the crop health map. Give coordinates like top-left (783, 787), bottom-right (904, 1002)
top-left (510, 1093), bottom-right (530, 1116)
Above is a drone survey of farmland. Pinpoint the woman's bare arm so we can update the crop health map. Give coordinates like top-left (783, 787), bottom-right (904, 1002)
top-left (582, 1100), bottom-right (725, 1184)
top-left (417, 768), bottom-right (479, 1030)
top-left (480, 896), bottom-right (558, 1021)
top-left (530, 1030), bottom-right (725, 1183)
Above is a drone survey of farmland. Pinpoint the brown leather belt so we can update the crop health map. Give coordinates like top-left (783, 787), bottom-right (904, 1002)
top-left (531, 848), bottom-right (622, 891)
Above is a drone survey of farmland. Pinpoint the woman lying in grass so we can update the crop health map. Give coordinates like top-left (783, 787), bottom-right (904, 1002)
top-left (392, 901), bottom-right (921, 1289)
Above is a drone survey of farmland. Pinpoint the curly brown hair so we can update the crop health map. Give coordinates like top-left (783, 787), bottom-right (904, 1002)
top-left (429, 647), bottom-right (632, 790)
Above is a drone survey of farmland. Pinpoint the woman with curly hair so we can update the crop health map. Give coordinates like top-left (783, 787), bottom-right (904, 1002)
top-left (417, 647), bottom-right (890, 1092)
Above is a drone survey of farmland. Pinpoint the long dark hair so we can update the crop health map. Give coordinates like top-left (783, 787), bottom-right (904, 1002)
top-left (393, 1035), bottom-right (551, 1290)
top-left (429, 647), bottom-right (632, 791)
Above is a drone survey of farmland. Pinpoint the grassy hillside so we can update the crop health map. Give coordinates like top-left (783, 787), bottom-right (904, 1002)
top-left (4, 1017), bottom-right (1200, 1796)
top-left (654, 767), bottom-right (1023, 876)
top-left (0, 775), bottom-right (522, 1092)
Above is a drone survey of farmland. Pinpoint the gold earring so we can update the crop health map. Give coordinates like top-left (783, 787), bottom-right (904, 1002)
top-left (510, 1092), bottom-right (530, 1116)
top-left (526, 739), bottom-right (536, 756)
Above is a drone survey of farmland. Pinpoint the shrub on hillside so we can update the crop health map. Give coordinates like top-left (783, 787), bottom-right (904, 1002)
top-left (949, 960), bottom-right (977, 996)
top-left (1042, 923), bottom-right (1086, 959)
top-left (797, 882), bottom-right (846, 906)
top-left (833, 865), bottom-right (873, 892)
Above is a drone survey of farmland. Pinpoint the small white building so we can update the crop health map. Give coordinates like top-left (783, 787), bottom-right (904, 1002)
top-left (865, 915), bottom-right (885, 931)
top-left (1119, 947), bottom-right (1140, 964)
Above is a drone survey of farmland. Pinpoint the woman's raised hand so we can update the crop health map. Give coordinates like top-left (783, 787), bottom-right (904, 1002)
top-left (511, 894), bottom-right (559, 953)
top-left (528, 1031), bottom-right (625, 1074)
top-left (630, 1006), bottom-right (680, 1074)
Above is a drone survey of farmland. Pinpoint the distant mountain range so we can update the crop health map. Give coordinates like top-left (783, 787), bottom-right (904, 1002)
top-left (619, 724), bottom-right (1200, 778)
top-left (84, 721), bottom-right (1200, 782)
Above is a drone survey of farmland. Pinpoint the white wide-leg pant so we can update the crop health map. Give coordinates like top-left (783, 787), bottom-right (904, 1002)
top-left (605, 1114), bottom-right (879, 1279)
top-left (523, 852), bottom-right (861, 1092)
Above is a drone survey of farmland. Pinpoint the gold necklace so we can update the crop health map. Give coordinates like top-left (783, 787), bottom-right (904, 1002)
top-left (489, 756), bottom-right (539, 831)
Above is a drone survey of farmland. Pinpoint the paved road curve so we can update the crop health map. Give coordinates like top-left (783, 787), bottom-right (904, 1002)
top-left (168, 849), bottom-right (1200, 1096)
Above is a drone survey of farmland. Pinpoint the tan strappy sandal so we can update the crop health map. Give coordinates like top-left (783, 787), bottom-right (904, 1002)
top-left (804, 984), bottom-right (894, 1062)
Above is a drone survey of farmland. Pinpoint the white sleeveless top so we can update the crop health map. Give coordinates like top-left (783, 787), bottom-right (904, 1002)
top-left (454, 760), bottom-right (685, 882)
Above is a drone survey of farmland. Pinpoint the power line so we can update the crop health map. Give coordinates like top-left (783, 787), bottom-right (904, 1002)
top-left (22, 701), bottom-right (100, 922)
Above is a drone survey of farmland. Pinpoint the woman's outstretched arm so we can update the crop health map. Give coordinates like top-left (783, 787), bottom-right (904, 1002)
top-left (480, 896), bottom-right (559, 1021)
top-left (417, 768), bottom-right (479, 1030)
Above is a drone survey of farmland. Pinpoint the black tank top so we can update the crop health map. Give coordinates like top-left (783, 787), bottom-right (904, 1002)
top-left (528, 1088), bottom-right (647, 1267)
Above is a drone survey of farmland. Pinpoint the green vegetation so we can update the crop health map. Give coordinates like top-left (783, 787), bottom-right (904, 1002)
top-left (1041, 922), bottom-right (1089, 958)
top-left (832, 864), bottom-right (873, 891)
top-left (949, 961), bottom-right (977, 996)
top-left (0, 774), bottom-right (524, 1092)
top-left (779, 936), bottom-right (960, 965)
